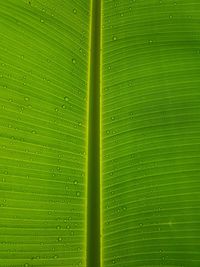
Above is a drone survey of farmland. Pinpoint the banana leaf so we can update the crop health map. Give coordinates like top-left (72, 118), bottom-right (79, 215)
top-left (0, 0), bottom-right (200, 267)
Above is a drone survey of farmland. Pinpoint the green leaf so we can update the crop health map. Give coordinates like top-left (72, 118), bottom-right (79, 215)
top-left (0, 0), bottom-right (89, 266)
top-left (1, 0), bottom-right (200, 267)
top-left (102, 1), bottom-right (200, 267)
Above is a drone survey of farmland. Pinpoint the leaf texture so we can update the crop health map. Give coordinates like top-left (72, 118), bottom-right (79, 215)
top-left (1, 0), bottom-right (200, 266)
top-left (0, 0), bottom-right (90, 266)
top-left (102, 1), bottom-right (200, 267)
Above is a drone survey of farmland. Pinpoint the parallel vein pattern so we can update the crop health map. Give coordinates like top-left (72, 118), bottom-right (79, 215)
top-left (102, 1), bottom-right (200, 266)
top-left (0, 0), bottom-right (90, 266)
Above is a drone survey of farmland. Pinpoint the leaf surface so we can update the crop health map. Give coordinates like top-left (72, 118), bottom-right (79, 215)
top-left (1, 0), bottom-right (200, 267)
top-left (0, 0), bottom-right (89, 266)
top-left (102, 1), bottom-right (200, 266)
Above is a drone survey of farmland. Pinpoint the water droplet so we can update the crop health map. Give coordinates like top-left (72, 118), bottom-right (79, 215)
top-left (106, 130), bottom-right (110, 134)
top-left (24, 264), bottom-right (29, 267)
top-left (21, 55), bottom-right (24, 59)
top-left (54, 255), bottom-right (58, 259)
top-left (111, 116), bottom-right (115, 121)
top-left (71, 231), bottom-right (74, 236)
top-left (62, 104), bottom-right (66, 109)
top-left (64, 96), bottom-right (69, 101)
top-left (74, 180), bottom-right (78, 185)
top-left (40, 19), bottom-right (44, 23)
top-left (108, 66), bottom-right (111, 70)
top-left (72, 58), bottom-right (76, 64)
top-left (120, 13), bottom-right (124, 17)
top-left (76, 191), bottom-right (80, 197)
top-left (31, 130), bottom-right (36, 134)
top-left (24, 97), bottom-right (29, 101)
top-left (73, 8), bottom-right (77, 14)
top-left (112, 36), bottom-right (117, 41)
top-left (58, 237), bottom-right (62, 242)
top-left (56, 225), bottom-right (61, 229)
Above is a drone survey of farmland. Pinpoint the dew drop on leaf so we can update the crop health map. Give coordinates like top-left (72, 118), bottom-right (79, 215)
top-left (72, 58), bottom-right (76, 64)
top-left (40, 19), bottom-right (44, 23)
top-left (58, 237), bottom-right (62, 242)
top-left (73, 8), bottom-right (77, 14)
top-left (64, 96), bottom-right (69, 101)
top-left (112, 259), bottom-right (116, 264)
